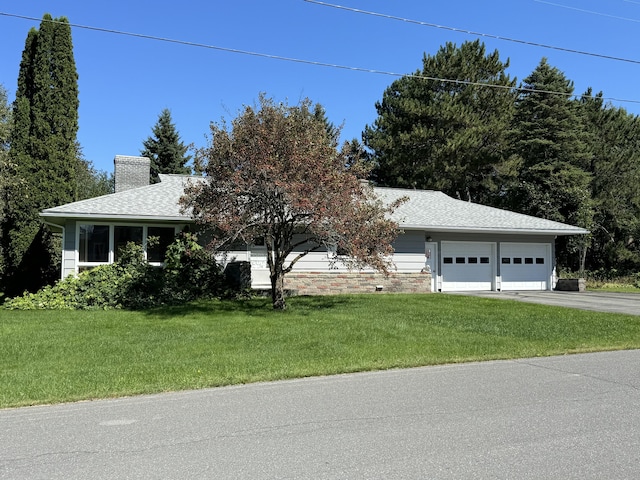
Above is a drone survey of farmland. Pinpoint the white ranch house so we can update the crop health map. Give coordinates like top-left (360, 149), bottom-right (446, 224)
top-left (40, 156), bottom-right (588, 294)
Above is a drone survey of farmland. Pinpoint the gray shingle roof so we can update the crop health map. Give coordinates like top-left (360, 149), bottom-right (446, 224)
top-left (41, 174), bottom-right (201, 224)
top-left (41, 175), bottom-right (587, 235)
top-left (374, 187), bottom-right (588, 235)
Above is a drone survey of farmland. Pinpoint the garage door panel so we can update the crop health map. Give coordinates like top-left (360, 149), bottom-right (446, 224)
top-left (500, 243), bottom-right (550, 291)
top-left (441, 242), bottom-right (494, 291)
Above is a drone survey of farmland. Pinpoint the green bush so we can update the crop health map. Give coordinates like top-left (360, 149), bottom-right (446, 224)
top-left (3, 233), bottom-right (236, 310)
top-left (3, 264), bottom-right (124, 310)
top-left (160, 232), bottom-right (225, 303)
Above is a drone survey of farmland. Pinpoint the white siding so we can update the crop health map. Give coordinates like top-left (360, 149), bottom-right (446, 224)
top-left (62, 220), bottom-right (77, 278)
top-left (393, 231), bottom-right (426, 273)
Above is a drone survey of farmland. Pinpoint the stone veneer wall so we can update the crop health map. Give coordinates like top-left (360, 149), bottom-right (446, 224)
top-left (284, 272), bottom-right (432, 295)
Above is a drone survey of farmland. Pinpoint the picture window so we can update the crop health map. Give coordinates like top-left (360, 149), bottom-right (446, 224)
top-left (79, 225), bottom-right (109, 263)
top-left (78, 223), bottom-right (177, 269)
top-left (114, 226), bottom-right (143, 262)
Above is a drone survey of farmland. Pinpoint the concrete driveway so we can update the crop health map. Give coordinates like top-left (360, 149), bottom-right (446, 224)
top-left (451, 290), bottom-right (640, 315)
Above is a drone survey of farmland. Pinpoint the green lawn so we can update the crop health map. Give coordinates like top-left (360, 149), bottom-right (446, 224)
top-left (2, 294), bottom-right (639, 408)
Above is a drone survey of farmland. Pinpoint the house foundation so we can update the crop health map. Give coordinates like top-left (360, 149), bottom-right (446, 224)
top-left (284, 271), bottom-right (432, 295)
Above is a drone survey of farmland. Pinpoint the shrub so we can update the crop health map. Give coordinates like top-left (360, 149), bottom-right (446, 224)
top-left (160, 232), bottom-right (224, 303)
top-left (3, 233), bottom-right (236, 310)
top-left (3, 264), bottom-right (124, 310)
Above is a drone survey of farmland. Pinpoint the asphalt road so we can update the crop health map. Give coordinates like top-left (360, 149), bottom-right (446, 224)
top-left (452, 290), bottom-right (640, 316)
top-left (2, 350), bottom-right (639, 479)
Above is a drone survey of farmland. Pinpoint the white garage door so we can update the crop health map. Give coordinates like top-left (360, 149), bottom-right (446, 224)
top-left (500, 243), bottom-right (551, 291)
top-left (441, 242), bottom-right (495, 291)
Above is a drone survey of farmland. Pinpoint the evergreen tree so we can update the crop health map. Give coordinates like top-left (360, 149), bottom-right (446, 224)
top-left (0, 84), bottom-right (11, 190)
top-left (364, 40), bottom-right (517, 203)
top-left (0, 84), bottom-right (14, 278)
top-left (580, 91), bottom-right (640, 273)
top-left (508, 59), bottom-right (593, 271)
top-left (140, 109), bottom-right (192, 183)
top-left (313, 103), bottom-right (339, 147)
top-left (1, 14), bottom-right (79, 295)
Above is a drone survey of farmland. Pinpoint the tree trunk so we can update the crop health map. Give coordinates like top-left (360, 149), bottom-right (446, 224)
top-left (271, 272), bottom-right (287, 310)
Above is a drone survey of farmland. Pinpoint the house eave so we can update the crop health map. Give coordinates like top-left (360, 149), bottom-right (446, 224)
top-left (40, 212), bottom-right (193, 227)
top-left (400, 224), bottom-right (589, 236)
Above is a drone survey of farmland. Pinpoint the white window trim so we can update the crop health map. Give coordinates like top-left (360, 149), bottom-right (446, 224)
top-left (75, 222), bottom-right (181, 273)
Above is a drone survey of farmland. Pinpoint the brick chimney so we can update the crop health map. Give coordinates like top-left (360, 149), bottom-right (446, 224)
top-left (114, 155), bottom-right (151, 193)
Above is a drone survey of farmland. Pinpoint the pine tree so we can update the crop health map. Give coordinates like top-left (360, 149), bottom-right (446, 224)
top-left (141, 109), bottom-right (192, 183)
top-left (580, 91), bottom-right (640, 273)
top-left (364, 40), bottom-right (517, 203)
top-left (508, 58), bottom-right (593, 271)
top-left (1, 14), bottom-right (79, 295)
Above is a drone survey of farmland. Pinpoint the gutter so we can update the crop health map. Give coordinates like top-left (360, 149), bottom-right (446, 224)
top-left (400, 225), bottom-right (589, 236)
top-left (39, 212), bottom-right (193, 224)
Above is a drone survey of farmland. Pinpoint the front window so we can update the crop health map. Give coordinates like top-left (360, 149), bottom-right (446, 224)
top-left (77, 223), bottom-right (178, 270)
top-left (79, 225), bottom-right (110, 263)
top-left (147, 227), bottom-right (176, 263)
top-left (114, 226), bottom-right (143, 261)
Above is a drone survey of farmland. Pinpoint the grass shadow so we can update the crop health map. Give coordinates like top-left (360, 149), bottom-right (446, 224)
top-left (287, 295), bottom-right (354, 311)
top-left (139, 294), bottom-right (355, 319)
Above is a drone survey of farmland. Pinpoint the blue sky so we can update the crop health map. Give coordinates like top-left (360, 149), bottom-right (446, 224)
top-left (1, 0), bottom-right (639, 174)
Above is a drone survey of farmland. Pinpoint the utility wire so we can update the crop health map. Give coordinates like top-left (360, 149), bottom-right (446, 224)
top-left (1, 10), bottom-right (639, 105)
top-left (305, 0), bottom-right (640, 64)
top-left (534, 0), bottom-right (640, 22)
top-left (0, 11), bottom-right (432, 77)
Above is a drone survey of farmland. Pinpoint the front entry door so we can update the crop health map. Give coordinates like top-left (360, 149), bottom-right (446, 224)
top-left (424, 242), bottom-right (438, 292)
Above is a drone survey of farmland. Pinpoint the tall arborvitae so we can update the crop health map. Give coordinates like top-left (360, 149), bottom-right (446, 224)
top-left (141, 108), bottom-right (192, 183)
top-left (0, 84), bottom-right (14, 278)
top-left (1, 14), bottom-right (79, 295)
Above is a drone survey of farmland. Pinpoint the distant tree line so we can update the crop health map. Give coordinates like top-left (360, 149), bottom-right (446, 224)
top-left (364, 40), bottom-right (640, 275)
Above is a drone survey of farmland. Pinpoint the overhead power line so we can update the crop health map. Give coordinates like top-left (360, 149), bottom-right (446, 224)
top-left (304, 0), bottom-right (640, 65)
top-left (1, 10), bottom-right (639, 105)
top-left (534, 0), bottom-right (640, 22)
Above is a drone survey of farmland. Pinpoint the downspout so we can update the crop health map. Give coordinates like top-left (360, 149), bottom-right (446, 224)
top-left (42, 221), bottom-right (65, 280)
top-left (551, 236), bottom-right (557, 291)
